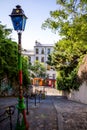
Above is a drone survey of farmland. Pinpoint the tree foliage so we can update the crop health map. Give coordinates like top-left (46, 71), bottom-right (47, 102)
top-left (22, 56), bottom-right (31, 86)
top-left (46, 54), bottom-right (53, 66)
top-left (0, 23), bottom-right (30, 93)
top-left (42, 0), bottom-right (87, 91)
top-left (30, 61), bottom-right (46, 78)
top-left (0, 23), bottom-right (17, 82)
top-left (0, 24), bottom-right (12, 42)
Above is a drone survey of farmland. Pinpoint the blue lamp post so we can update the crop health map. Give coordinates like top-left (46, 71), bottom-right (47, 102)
top-left (9, 5), bottom-right (29, 130)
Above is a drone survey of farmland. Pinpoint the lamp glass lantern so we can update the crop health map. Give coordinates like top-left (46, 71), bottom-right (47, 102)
top-left (10, 5), bottom-right (27, 31)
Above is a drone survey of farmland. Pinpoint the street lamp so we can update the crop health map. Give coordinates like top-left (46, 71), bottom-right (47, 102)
top-left (9, 5), bottom-right (29, 130)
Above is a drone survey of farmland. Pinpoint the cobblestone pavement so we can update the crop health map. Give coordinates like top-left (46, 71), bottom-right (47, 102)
top-left (0, 95), bottom-right (58, 130)
top-left (0, 97), bottom-right (17, 130)
top-left (53, 96), bottom-right (87, 130)
top-left (28, 96), bottom-right (58, 130)
top-left (0, 87), bottom-right (87, 130)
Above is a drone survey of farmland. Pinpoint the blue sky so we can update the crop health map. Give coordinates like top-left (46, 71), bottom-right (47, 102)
top-left (0, 0), bottom-right (60, 49)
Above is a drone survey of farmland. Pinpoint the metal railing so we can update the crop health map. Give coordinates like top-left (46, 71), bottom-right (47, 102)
top-left (0, 105), bottom-right (15, 130)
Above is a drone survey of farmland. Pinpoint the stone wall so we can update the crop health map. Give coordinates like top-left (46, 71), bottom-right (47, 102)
top-left (68, 81), bottom-right (87, 104)
top-left (67, 55), bottom-right (87, 104)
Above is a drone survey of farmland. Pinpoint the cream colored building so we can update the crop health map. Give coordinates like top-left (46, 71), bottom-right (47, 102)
top-left (22, 41), bottom-right (56, 86)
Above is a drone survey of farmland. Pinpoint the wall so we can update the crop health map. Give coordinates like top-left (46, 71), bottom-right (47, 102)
top-left (68, 81), bottom-right (87, 104)
top-left (68, 55), bottom-right (87, 104)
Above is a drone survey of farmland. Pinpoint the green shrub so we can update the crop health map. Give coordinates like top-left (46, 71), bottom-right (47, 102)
top-left (56, 69), bottom-right (81, 92)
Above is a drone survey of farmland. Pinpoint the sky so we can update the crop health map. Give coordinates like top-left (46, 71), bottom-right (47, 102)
top-left (0, 0), bottom-right (60, 50)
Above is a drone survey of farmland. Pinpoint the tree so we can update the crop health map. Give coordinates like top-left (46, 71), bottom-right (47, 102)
top-left (0, 23), bottom-right (30, 93)
top-left (0, 23), bottom-right (18, 82)
top-left (0, 23), bottom-right (12, 42)
top-left (46, 54), bottom-right (53, 66)
top-left (42, 0), bottom-right (87, 91)
top-left (0, 40), bottom-right (18, 94)
top-left (30, 61), bottom-right (46, 78)
top-left (22, 56), bottom-right (31, 86)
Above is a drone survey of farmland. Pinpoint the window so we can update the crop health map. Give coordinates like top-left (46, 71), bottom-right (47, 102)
top-left (47, 74), bottom-right (49, 78)
top-left (53, 74), bottom-right (55, 79)
top-left (41, 48), bottom-right (44, 54)
top-left (36, 57), bottom-right (38, 61)
top-left (36, 48), bottom-right (39, 54)
top-left (48, 48), bottom-right (50, 54)
top-left (41, 57), bottom-right (44, 62)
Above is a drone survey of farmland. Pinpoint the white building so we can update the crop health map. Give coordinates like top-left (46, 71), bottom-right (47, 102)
top-left (34, 41), bottom-right (53, 65)
top-left (23, 41), bottom-right (56, 87)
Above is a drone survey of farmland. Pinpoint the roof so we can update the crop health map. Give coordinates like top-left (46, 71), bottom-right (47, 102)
top-left (34, 41), bottom-right (54, 47)
top-left (34, 44), bottom-right (54, 47)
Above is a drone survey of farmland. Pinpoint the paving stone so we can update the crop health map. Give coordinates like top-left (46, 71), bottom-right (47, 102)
top-left (28, 97), bottom-right (58, 130)
top-left (1, 87), bottom-right (87, 130)
top-left (53, 97), bottom-right (87, 130)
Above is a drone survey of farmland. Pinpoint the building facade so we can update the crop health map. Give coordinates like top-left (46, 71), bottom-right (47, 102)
top-left (23, 41), bottom-right (56, 87)
top-left (34, 41), bottom-right (53, 65)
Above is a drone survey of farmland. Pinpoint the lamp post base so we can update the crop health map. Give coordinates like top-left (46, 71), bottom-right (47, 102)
top-left (16, 97), bottom-right (29, 130)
